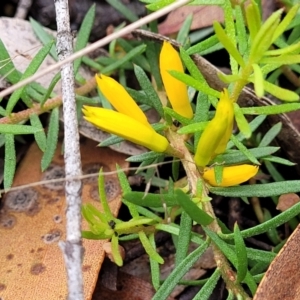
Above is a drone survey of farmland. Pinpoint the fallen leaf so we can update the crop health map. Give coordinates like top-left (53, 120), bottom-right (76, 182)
top-left (0, 138), bottom-right (128, 300)
top-left (254, 223), bottom-right (300, 300)
top-left (277, 193), bottom-right (300, 212)
top-left (158, 5), bottom-right (224, 36)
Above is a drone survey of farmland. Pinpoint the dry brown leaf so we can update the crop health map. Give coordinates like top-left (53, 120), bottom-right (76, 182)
top-left (254, 223), bottom-right (300, 300)
top-left (158, 0), bottom-right (275, 36)
top-left (158, 5), bottom-right (224, 36)
top-left (0, 139), bottom-right (128, 300)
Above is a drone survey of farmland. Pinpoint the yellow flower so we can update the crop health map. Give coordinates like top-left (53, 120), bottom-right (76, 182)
top-left (194, 89), bottom-right (234, 167)
top-left (83, 106), bottom-right (170, 153)
top-left (203, 165), bottom-right (259, 187)
top-left (95, 74), bottom-right (151, 128)
top-left (160, 41), bottom-right (193, 119)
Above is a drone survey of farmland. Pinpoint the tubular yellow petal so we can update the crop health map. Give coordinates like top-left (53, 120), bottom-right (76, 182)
top-left (83, 106), bottom-right (169, 153)
top-left (95, 74), bottom-right (151, 128)
top-left (194, 89), bottom-right (234, 167)
top-left (203, 165), bottom-right (259, 187)
top-left (213, 89), bottom-right (234, 155)
top-left (159, 41), bottom-right (193, 119)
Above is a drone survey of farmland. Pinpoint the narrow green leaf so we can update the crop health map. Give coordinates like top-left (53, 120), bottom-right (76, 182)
top-left (168, 70), bottom-right (220, 97)
top-left (245, 247), bottom-right (276, 264)
top-left (41, 107), bottom-right (59, 171)
top-left (264, 41), bottom-right (300, 56)
top-left (117, 39), bottom-right (150, 71)
top-left (149, 233), bottom-right (161, 290)
top-left (259, 122), bottom-right (282, 147)
top-left (111, 234), bottom-right (123, 266)
top-left (204, 228), bottom-right (257, 294)
top-left (6, 40), bottom-right (54, 114)
top-left (234, 223), bottom-right (248, 283)
top-left (234, 103), bottom-right (252, 138)
top-left (101, 44), bottom-right (147, 74)
top-left (193, 93), bottom-right (210, 152)
top-left (262, 155), bottom-right (295, 166)
top-left (172, 159), bottom-right (180, 181)
top-left (116, 165), bottom-right (139, 218)
top-left (164, 107), bottom-right (192, 126)
top-left (146, 0), bottom-right (173, 11)
top-left (249, 9), bottom-right (282, 63)
top-left (180, 47), bottom-right (206, 81)
top-left (235, 5), bottom-right (248, 55)
top-left (229, 135), bottom-right (260, 165)
top-left (263, 80), bottom-right (299, 101)
top-left (272, 4), bottom-right (300, 42)
top-left (221, 201), bottom-right (300, 240)
top-left (152, 241), bottom-right (210, 300)
top-left (106, 0), bottom-right (138, 22)
top-left (175, 211), bottom-right (192, 266)
top-left (204, 228), bottom-right (237, 265)
top-left (123, 191), bottom-right (178, 207)
top-left (175, 189), bottom-right (214, 226)
top-left (241, 103), bottom-right (300, 115)
top-left (263, 208), bottom-right (281, 244)
top-left (145, 41), bottom-right (163, 89)
top-left (41, 73), bottom-right (61, 106)
top-left (177, 14), bottom-right (193, 45)
top-left (194, 269), bottom-right (220, 300)
top-left (245, 1), bottom-right (261, 43)
top-left (217, 146), bottom-right (279, 165)
top-left (261, 54), bottom-right (300, 65)
top-left (4, 134), bottom-right (16, 189)
top-left (213, 22), bottom-right (245, 67)
top-left (30, 114), bottom-right (47, 151)
top-left (74, 4), bottom-right (96, 74)
top-left (0, 39), bottom-right (21, 83)
top-left (187, 35), bottom-right (220, 55)
top-left (126, 151), bottom-right (163, 163)
top-left (98, 169), bottom-right (114, 219)
top-left (98, 135), bottom-right (124, 147)
top-left (252, 64), bottom-right (264, 97)
top-left (30, 17), bottom-right (57, 60)
top-left (0, 124), bottom-right (42, 135)
top-left (134, 64), bottom-right (164, 117)
top-left (210, 180), bottom-right (300, 197)
top-left (139, 231), bottom-right (164, 264)
top-left (223, 0), bottom-right (238, 74)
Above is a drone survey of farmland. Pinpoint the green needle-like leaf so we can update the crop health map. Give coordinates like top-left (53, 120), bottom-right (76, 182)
top-left (6, 40), bottom-right (54, 114)
top-left (234, 223), bottom-right (248, 283)
top-left (41, 107), bottom-right (59, 171)
top-left (175, 189), bottom-right (214, 226)
top-left (134, 64), bottom-right (164, 117)
top-left (4, 134), bottom-right (16, 190)
top-left (213, 22), bottom-right (245, 67)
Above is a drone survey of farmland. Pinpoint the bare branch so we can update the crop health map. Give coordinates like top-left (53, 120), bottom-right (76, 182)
top-left (54, 0), bottom-right (83, 299)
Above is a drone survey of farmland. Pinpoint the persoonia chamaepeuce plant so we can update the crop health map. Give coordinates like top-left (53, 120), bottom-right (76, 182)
top-left (81, 1), bottom-right (300, 299)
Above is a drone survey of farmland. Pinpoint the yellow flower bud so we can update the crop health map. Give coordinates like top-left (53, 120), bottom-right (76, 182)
top-left (83, 106), bottom-right (170, 153)
top-left (194, 89), bottom-right (234, 167)
top-left (95, 74), bottom-right (151, 128)
top-left (203, 165), bottom-right (259, 187)
top-left (160, 41), bottom-right (193, 119)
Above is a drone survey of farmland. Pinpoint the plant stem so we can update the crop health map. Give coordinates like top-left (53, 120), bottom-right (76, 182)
top-left (0, 77), bottom-right (96, 125)
top-left (166, 128), bottom-right (250, 299)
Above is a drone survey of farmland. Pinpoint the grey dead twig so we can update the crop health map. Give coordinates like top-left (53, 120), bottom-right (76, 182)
top-left (54, 0), bottom-right (83, 299)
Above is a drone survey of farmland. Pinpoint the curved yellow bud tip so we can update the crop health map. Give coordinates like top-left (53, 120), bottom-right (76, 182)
top-left (203, 165), bottom-right (259, 187)
top-left (83, 106), bottom-right (170, 153)
top-left (95, 74), bottom-right (151, 128)
top-left (160, 41), bottom-right (193, 119)
top-left (194, 89), bottom-right (234, 167)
